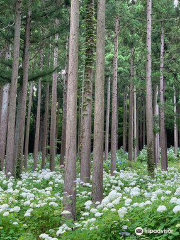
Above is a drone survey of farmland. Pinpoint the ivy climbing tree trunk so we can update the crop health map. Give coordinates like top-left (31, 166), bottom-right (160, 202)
top-left (80, 0), bottom-right (95, 183)
top-left (111, 15), bottom-right (120, 175)
top-left (24, 83), bottom-right (33, 170)
top-left (105, 76), bottom-right (111, 161)
top-left (5, 0), bottom-right (22, 176)
top-left (92, 0), bottom-right (106, 202)
top-left (63, 0), bottom-right (80, 220)
top-left (146, 0), bottom-right (155, 177)
top-left (50, 18), bottom-right (59, 171)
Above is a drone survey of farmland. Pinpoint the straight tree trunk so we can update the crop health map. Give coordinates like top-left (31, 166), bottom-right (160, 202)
top-left (33, 52), bottom-right (43, 170)
top-left (50, 18), bottom-right (59, 171)
top-left (136, 97), bottom-right (139, 154)
top-left (154, 84), bottom-right (160, 166)
top-left (105, 76), bottom-right (111, 161)
top-left (111, 16), bottom-right (120, 175)
top-left (41, 84), bottom-right (49, 169)
top-left (174, 87), bottom-right (178, 156)
top-left (92, 0), bottom-right (106, 202)
top-left (0, 84), bottom-right (10, 170)
top-left (123, 88), bottom-right (127, 151)
top-left (16, 1), bottom-right (31, 177)
top-left (24, 83), bottom-right (33, 170)
top-left (60, 41), bottom-right (68, 165)
top-left (80, 0), bottom-right (94, 183)
top-left (159, 23), bottom-right (167, 171)
top-left (143, 101), bottom-right (146, 147)
top-left (5, 0), bottom-right (22, 176)
top-left (146, 0), bottom-right (155, 177)
top-left (134, 86), bottom-right (137, 161)
top-left (128, 48), bottom-right (134, 161)
top-left (63, 0), bottom-right (80, 220)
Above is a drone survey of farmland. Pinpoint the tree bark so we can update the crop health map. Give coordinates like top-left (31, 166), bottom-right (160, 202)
top-left (41, 84), bottom-right (49, 169)
top-left (146, 0), bottom-right (155, 176)
top-left (159, 23), bottom-right (168, 171)
top-left (50, 18), bottom-right (59, 171)
top-left (174, 87), bottom-right (178, 156)
top-left (24, 83), bottom-right (33, 170)
top-left (5, 0), bottom-right (22, 176)
top-left (63, 0), bottom-right (79, 220)
top-left (128, 48), bottom-right (134, 162)
top-left (33, 52), bottom-right (43, 170)
top-left (92, 0), bottom-right (106, 202)
top-left (154, 84), bottom-right (160, 166)
top-left (111, 16), bottom-right (120, 175)
top-left (60, 40), bottom-right (68, 165)
top-left (0, 84), bottom-right (10, 171)
top-left (105, 76), bottom-right (111, 161)
top-left (80, 0), bottom-right (95, 183)
top-left (16, 1), bottom-right (31, 177)
top-left (134, 86), bottom-right (137, 161)
top-left (123, 88), bottom-right (127, 152)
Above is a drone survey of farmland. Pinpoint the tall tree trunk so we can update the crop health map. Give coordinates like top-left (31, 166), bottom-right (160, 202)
top-left (60, 40), bottom-right (68, 165)
top-left (24, 83), bottom-right (33, 170)
top-left (136, 97), bottom-right (139, 154)
top-left (143, 101), bottom-right (146, 147)
top-left (0, 84), bottom-right (10, 170)
top-left (128, 48), bottom-right (134, 162)
top-left (33, 52), bottom-right (43, 170)
top-left (63, 0), bottom-right (79, 220)
top-left (154, 84), bottom-right (160, 166)
top-left (16, 1), bottom-right (31, 177)
top-left (5, 0), bottom-right (22, 176)
top-left (146, 0), bottom-right (155, 177)
top-left (159, 23), bottom-right (167, 171)
top-left (174, 87), bottom-right (178, 156)
top-left (111, 16), bottom-right (120, 175)
top-left (123, 88), bottom-right (127, 151)
top-left (105, 76), bottom-right (111, 161)
top-left (41, 84), bottom-right (49, 169)
top-left (134, 86), bottom-right (137, 161)
top-left (92, 0), bottom-right (106, 202)
top-left (50, 18), bottom-right (59, 171)
top-left (14, 87), bottom-right (22, 160)
top-left (80, 0), bottom-right (94, 183)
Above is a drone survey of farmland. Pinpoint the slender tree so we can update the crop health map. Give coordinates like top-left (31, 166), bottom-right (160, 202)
top-left (174, 87), bottom-right (178, 156)
top-left (159, 23), bottom-right (167, 171)
top-left (128, 48), bottom-right (134, 162)
top-left (105, 76), bottom-right (111, 161)
top-left (24, 83), bottom-right (33, 170)
top-left (92, 0), bottom-right (106, 202)
top-left (63, 0), bottom-right (80, 219)
top-left (50, 18), bottom-right (59, 171)
top-left (16, 0), bottom-right (32, 177)
top-left (111, 16), bottom-right (120, 175)
top-left (5, 0), bottom-right (22, 176)
top-left (123, 88), bottom-right (127, 152)
top-left (146, 0), bottom-right (155, 176)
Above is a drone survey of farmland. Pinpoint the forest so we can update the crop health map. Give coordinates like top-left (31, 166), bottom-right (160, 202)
top-left (0, 0), bottom-right (180, 239)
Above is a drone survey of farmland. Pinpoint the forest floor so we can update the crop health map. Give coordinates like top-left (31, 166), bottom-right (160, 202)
top-left (1, 148), bottom-right (180, 240)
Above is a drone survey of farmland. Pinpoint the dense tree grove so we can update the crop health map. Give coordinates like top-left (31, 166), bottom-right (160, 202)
top-left (0, 0), bottom-right (180, 239)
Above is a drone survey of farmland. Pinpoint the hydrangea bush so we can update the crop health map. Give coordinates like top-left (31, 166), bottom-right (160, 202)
top-left (1, 150), bottom-right (180, 239)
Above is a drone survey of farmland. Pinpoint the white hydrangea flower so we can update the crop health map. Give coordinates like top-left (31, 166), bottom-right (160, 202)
top-left (173, 205), bottom-right (180, 214)
top-left (157, 205), bottom-right (167, 212)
